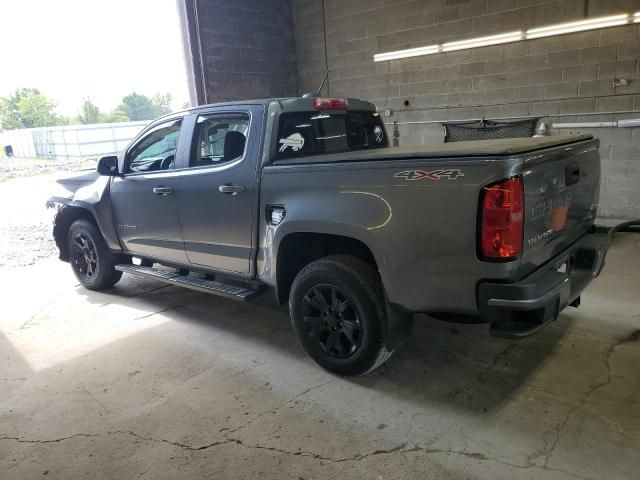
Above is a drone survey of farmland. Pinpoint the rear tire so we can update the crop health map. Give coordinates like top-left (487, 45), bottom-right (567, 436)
top-left (289, 255), bottom-right (394, 376)
top-left (68, 219), bottom-right (122, 290)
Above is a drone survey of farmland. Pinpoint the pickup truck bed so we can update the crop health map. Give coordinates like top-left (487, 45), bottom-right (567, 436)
top-left (260, 134), bottom-right (602, 316)
top-left (272, 134), bottom-right (593, 164)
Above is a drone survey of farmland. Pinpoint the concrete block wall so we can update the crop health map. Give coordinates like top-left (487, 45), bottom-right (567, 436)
top-left (292, 0), bottom-right (640, 219)
top-left (189, 0), bottom-right (298, 103)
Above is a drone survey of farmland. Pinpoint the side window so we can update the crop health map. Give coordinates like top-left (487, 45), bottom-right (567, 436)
top-left (190, 114), bottom-right (249, 168)
top-left (127, 119), bottom-right (182, 174)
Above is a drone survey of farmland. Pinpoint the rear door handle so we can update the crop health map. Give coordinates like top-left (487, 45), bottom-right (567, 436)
top-left (218, 184), bottom-right (245, 195)
top-left (152, 186), bottom-right (173, 195)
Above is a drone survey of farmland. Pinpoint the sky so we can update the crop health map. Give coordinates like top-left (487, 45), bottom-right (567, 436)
top-left (0, 0), bottom-right (190, 117)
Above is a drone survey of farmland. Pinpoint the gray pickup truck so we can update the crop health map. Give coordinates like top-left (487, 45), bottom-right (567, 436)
top-left (49, 95), bottom-right (609, 375)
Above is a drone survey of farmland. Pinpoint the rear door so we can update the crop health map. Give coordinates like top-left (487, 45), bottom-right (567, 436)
top-left (110, 117), bottom-right (189, 264)
top-left (174, 106), bottom-right (263, 275)
top-left (521, 139), bottom-right (600, 271)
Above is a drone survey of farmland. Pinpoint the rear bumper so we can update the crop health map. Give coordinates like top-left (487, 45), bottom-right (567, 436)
top-left (478, 229), bottom-right (610, 338)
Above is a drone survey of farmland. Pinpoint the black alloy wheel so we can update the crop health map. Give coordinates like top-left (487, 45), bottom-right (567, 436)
top-left (289, 255), bottom-right (395, 376)
top-left (67, 219), bottom-right (123, 290)
top-left (302, 284), bottom-right (363, 358)
top-left (71, 232), bottom-right (99, 281)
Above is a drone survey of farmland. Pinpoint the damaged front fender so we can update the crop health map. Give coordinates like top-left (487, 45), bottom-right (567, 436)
top-left (47, 170), bottom-right (121, 260)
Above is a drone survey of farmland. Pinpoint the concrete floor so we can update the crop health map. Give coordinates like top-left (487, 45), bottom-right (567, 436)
top-left (1, 234), bottom-right (639, 479)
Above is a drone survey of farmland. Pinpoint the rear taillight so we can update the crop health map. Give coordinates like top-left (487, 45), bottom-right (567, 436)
top-left (480, 176), bottom-right (524, 261)
top-left (313, 97), bottom-right (349, 110)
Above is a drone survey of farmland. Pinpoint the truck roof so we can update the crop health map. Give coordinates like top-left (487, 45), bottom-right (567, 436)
top-left (173, 96), bottom-right (377, 116)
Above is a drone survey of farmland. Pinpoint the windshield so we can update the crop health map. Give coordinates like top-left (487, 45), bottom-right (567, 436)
top-left (275, 111), bottom-right (388, 160)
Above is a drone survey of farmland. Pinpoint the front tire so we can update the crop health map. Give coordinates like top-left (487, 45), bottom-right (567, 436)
top-left (67, 219), bottom-right (122, 290)
top-left (289, 255), bottom-right (394, 376)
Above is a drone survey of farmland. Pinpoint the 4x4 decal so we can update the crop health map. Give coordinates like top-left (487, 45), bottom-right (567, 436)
top-left (394, 169), bottom-right (464, 181)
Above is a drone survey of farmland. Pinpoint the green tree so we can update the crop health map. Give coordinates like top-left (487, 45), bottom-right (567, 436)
top-left (55, 115), bottom-right (74, 126)
top-left (99, 109), bottom-right (129, 123)
top-left (77, 98), bottom-right (100, 124)
top-left (118, 92), bottom-right (172, 121)
top-left (118, 92), bottom-right (154, 121)
top-left (152, 93), bottom-right (172, 116)
top-left (0, 88), bottom-right (57, 129)
top-left (0, 97), bottom-right (21, 130)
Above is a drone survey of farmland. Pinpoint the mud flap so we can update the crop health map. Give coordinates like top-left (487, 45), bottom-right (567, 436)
top-left (386, 301), bottom-right (413, 350)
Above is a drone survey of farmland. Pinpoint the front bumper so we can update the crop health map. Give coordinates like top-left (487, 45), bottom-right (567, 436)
top-left (478, 229), bottom-right (610, 338)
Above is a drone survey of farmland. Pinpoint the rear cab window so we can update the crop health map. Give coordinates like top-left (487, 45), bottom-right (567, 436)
top-left (275, 110), bottom-right (388, 160)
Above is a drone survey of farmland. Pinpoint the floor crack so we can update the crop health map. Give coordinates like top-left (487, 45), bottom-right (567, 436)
top-left (131, 301), bottom-right (191, 321)
top-left (19, 298), bottom-right (57, 329)
top-left (220, 380), bottom-right (333, 436)
top-left (484, 342), bottom-right (518, 375)
top-left (0, 431), bottom-right (228, 452)
top-left (0, 433), bottom-right (102, 444)
top-left (99, 284), bottom-right (174, 308)
top-left (224, 438), bottom-right (410, 463)
top-left (527, 329), bottom-right (640, 469)
top-left (0, 431), bottom-right (598, 478)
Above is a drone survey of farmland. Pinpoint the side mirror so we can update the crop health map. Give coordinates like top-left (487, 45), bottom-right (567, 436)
top-left (97, 155), bottom-right (119, 176)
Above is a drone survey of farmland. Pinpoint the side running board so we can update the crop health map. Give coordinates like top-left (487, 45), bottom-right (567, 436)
top-left (115, 264), bottom-right (260, 301)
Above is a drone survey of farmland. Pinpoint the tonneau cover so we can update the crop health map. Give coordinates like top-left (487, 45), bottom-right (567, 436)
top-left (272, 134), bottom-right (594, 165)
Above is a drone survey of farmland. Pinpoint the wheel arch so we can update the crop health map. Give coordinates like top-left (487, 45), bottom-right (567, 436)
top-left (53, 205), bottom-right (101, 262)
top-left (274, 231), bottom-right (380, 305)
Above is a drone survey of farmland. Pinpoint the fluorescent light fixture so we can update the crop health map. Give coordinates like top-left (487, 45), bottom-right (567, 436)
top-left (373, 45), bottom-right (439, 62)
top-left (525, 14), bottom-right (629, 39)
top-left (373, 12), bottom-right (636, 62)
top-left (442, 31), bottom-right (523, 52)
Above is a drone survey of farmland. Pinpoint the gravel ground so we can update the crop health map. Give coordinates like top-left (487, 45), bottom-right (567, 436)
top-left (0, 157), bottom-right (97, 267)
top-left (0, 156), bottom-right (95, 183)
top-left (0, 173), bottom-right (71, 267)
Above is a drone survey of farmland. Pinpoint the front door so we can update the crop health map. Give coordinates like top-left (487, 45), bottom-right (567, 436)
top-left (174, 108), bottom-right (261, 275)
top-left (110, 117), bottom-right (189, 264)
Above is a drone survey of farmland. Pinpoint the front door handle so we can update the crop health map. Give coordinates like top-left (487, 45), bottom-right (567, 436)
top-left (152, 186), bottom-right (173, 195)
top-left (218, 184), bottom-right (245, 195)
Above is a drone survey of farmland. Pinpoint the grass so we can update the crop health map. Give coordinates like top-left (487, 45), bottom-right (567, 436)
top-left (0, 156), bottom-right (96, 182)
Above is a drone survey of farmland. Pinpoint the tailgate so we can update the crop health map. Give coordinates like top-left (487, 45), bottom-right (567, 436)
top-left (521, 138), bottom-right (600, 274)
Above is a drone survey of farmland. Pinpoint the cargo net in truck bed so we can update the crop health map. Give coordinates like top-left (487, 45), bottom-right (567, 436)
top-left (443, 118), bottom-right (540, 143)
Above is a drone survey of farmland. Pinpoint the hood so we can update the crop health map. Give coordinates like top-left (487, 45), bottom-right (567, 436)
top-left (56, 169), bottom-right (101, 191)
